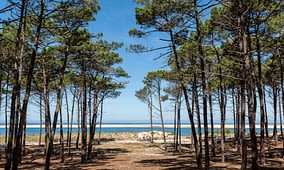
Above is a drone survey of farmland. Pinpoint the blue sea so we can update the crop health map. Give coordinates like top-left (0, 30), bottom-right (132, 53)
top-left (0, 123), bottom-right (276, 136)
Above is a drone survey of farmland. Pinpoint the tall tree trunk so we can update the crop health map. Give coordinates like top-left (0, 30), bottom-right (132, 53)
top-left (59, 105), bottom-right (64, 163)
top-left (246, 14), bottom-right (258, 169)
top-left (169, 29), bottom-right (200, 169)
top-left (69, 87), bottom-right (77, 154)
top-left (279, 49), bottom-right (284, 157)
top-left (81, 78), bottom-right (87, 162)
top-left (215, 42), bottom-right (226, 163)
top-left (193, 75), bottom-right (202, 163)
top-left (273, 86), bottom-right (278, 138)
top-left (46, 44), bottom-right (69, 170)
top-left (236, 87), bottom-right (241, 147)
top-left (232, 88), bottom-right (236, 144)
top-left (264, 88), bottom-right (269, 138)
top-left (65, 88), bottom-right (70, 147)
top-left (14, 0), bottom-right (45, 167)
top-left (177, 92), bottom-right (182, 152)
top-left (256, 25), bottom-right (266, 165)
top-left (157, 81), bottom-right (166, 149)
top-left (149, 95), bottom-right (153, 143)
top-left (87, 90), bottom-right (99, 160)
top-left (43, 53), bottom-right (52, 170)
top-left (193, 0), bottom-right (209, 168)
top-left (98, 99), bottom-right (104, 144)
top-left (209, 86), bottom-right (215, 156)
top-left (238, 1), bottom-right (249, 168)
top-left (279, 94), bottom-right (283, 136)
top-left (240, 81), bottom-right (247, 170)
top-left (5, 0), bottom-right (27, 169)
top-left (0, 64), bottom-right (2, 125)
top-left (39, 93), bottom-right (43, 146)
top-left (76, 94), bottom-right (81, 149)
top-left (174, 92), bottom-right (178, 151)
top-left (5, 76), bottom-right (9, 144)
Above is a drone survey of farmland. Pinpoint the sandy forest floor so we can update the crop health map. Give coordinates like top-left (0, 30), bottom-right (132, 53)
top-left (1, 132), bottom-right (284, 169)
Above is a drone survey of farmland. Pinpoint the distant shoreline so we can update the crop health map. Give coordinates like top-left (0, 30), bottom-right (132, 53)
top-left (0, 123), bottom-right (280, 129)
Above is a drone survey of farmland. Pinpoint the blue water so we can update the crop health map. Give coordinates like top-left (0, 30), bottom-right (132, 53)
top-left (0, 127), bottom-right (192, 136)
top-left (0, 125), bottom-right (275, 136)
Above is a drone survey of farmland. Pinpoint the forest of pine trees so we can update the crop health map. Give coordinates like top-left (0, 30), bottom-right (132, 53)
top-left (133, 0), bottom-right (283, 169)
top-left (0, 0), bottom-right (283, 169)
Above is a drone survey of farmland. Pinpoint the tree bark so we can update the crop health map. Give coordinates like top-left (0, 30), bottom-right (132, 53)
top-left (87, 90), bottom-right (99, 160)
top-left (59, 106), bottom-right (64, 163)
top-left (157, 80), bottom-right (166, 149)
top-left (76, 94), bottom-right (81, 149)
top-left (5, 0), bottom-right (27, 169)
top-left (169, 29), bottom-right (200, 169)
top-left (81, 77), bottom-right (87, 162)
top-left (193, 74), bottom-right (202, 163)
top-left (68, 87), bottom-right (77, 154)
top-left (193, 0), bottom-right (209, 167)
top-left (98, 99), bottom-right (104, 144)
top-left (65, 88), bottom-right (70, 147)
top-left (209, 85), bottom-right (215, 156)
top-left (273, 86), bottom-right (278, 138)
top-left (256, 25), bottom-right (266, 165)
top-left (46, 44), bottom-right (69, 170)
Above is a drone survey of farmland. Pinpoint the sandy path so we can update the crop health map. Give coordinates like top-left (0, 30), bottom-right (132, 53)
top-left (1, 135), bottom-right (284, 169)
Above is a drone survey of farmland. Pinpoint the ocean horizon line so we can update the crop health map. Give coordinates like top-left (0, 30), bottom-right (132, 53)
top-left (0, 123), bottom-right (281, 129)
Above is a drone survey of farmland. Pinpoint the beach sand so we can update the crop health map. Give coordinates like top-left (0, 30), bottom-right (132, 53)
top-left (1, 132), bottom-right (284, 169)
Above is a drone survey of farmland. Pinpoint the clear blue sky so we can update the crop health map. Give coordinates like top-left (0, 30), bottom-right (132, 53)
top-left (1, 0), bottom-right (274, 124)
top-left (89, 0), bottom-right (169, 123)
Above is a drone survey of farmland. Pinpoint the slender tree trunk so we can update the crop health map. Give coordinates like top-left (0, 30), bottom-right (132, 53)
top-left (157, 81), bottom-right (166, 149)
top-left (23, 118), bottom-right (26, 156)
top-left (264, 88), bottom-right (269, 138)
top-left (5, 77), bottom-right (8, 144)
top-left (39, 93), bottom-right (43, 146)
top-left (98, 99), bottom-right (104, 144)
top-left (216, 47), bottom-right (226, 163)
top-left (246, 16), bottom-right (258, 169)
top-left (5, 0), bottom-right (27, 168)
top-left (193, 0), bottom-right (209, 168)
top-left (65, 88), bottom-right (70, 147)
top-left (150, 94), bottom-right (153, 143)
top-left (59, 105), bottom-right (64, 163)
top-left (240, 82), bottom-right (247, 170)
top-left (232, 88), bottom-right (236, 143)
top-left (87, 90), bottom-right (99, 160)
top-left (81, 79), bottom-right (87, 162)
top-left (279, 94), bottom-right (283, 136)
top-left (43, 53), bottom-right (52, 170)
top-left (76, 95), bottom-right (81, 149)
top-left (169, 29), bottom-right (200, 169)
top-left (193, 75), bottom-right (202, 163)
top-left (209, 87), bottom-right (215, 156)
top-left (174, 93), bottom-right (177, 151)
top-left (236, 87), bottom-right (241, 147)
top-left (14, 0), bottom-right (45, 167)
top-left (177, 93), bottom-right (182, 152)
top-left (46, 44), bottom-right (69, 170)
top-left (273, 86), bottom-right (278, 137)
top-left (69, 87), bottom-right (76, 154)
top-left (279, 49), bottom-right (284, 157)
top-left (256, 26), bottom-right (266, 164)
top-left (0, 64), bottom-right (2, 125)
